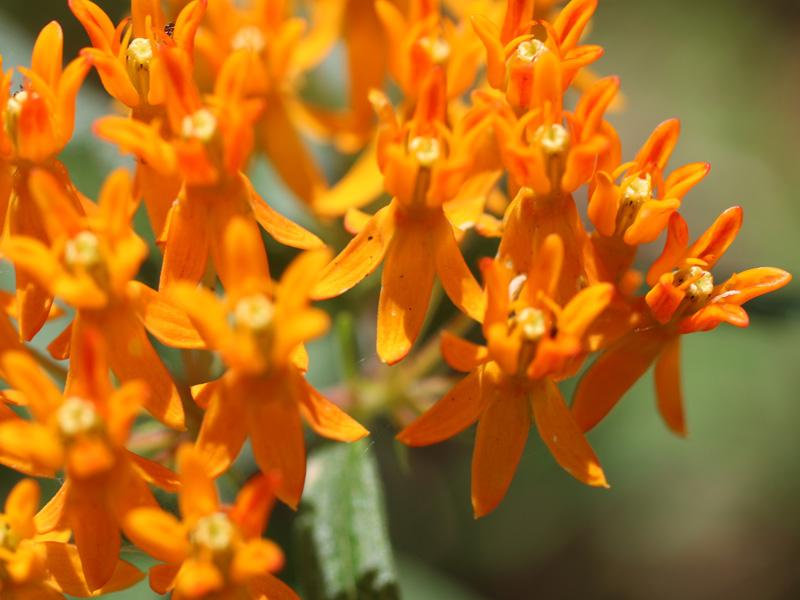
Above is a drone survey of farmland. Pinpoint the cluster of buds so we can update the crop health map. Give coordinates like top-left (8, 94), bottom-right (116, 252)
top-left (0, 0), bottom-right (789, 596)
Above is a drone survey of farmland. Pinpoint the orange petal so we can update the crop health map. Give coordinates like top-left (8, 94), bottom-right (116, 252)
top-left (532, 379), bottom-right (608, 487)
top-left (6, 479), bottom-right (39, 539)
top-left (69, 0), bottom-right (115, 52)
top-left (678, 302), bottom-right (749, 334)
top-left (128, 451), bottom-right (180, 493)
top-left (571, 329), bottom-right (665, 432)
top-left (35, 481), bottom-right (69, 534)
top-left (149, 563), bottom-right (180, 595)
top-left (376, 223), bottom-right (437, 365)
top-left (634, 118), bottom-right (680, 172)
top-left (246, 378), bottom-right (306, 509)
top-left (623, 198), bottom-right (680, 245)
top-left (434, 216), bottom-right (485, 322)
top-left (312, 203), bottom-right (395, 300)
top-left (0, 351), bottom-right (62, 421)
top-left (0, 420), bottom-right (62, 477)
top-left (471, 374), bottom-right (530, 518)
top-left (686, 206), bottom-right (743, 269)
top-left (248, 573), bottom-right (301, 600)
top-left (232, 539), bottom-right (285, 582)
top-left (174, 558), bottom-right (224, 597)
top-left (646, 211), bottom-right (689, 286)
top-left (31, 21), bottom-right (63, 89)
top-left (314, 142), bottom-right (384, 217)
top-left (196, 381), bottom-right (248, 479)
top-left (220, 215), bottom-right (271, 297)
top-left (124, 508), bottom-right (189, 564)
top-left (654, 336), bottom-right (686, 436)
top-left (176, 444), bottom-right (219, 525)
top-left (158, 192), bottom-right (210, 289)
top-left (166, 283), bottom-right (231, 351)
top-left (230, 473), bottom-right (279, 540)
top-left (553, 0), bottom-right (597, 52)
top-left (68, 482), bottom-right (121, 591)
top-left (664, 162), bottom-right (710, 200)
top-left (127, 281), bottom-right (205, 349)
top-left (527, 233), bottom-right (564, 302)
top-left (558, 282), bottom-right (614, 339)
top-left (715, 267), bottom-right (792, 306)
top-left (94, 307), bottom-right (185, 430)
top-left (398, 367), bottom-right (486, 447)
top-left (440, 331), bottom-right (489, 372)
top-left (297, 375), bottom-right (369, 442)
top-left (244, 176), bottom-right (324, 249)
top-left (277, 248), bottom-right (333, 314)
top-left (471, 16), bottom-right (506, 89)
top-left (587, 171), bottom-right (619, 237)
top-left (81, 47), bottom-right (140, 107)
top-left (44, 541), bottom-right (144, 597)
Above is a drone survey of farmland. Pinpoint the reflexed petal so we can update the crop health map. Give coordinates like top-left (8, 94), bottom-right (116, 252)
top-left (634, 118), bottom-right (680, 172)
top-left (231, 539), bottom-right (285, 582)
top-left (572, 329), bottom-right (665, 432)
top-left (587, 171), bottom-right (619, 237)
top-left (471, 15), bottom-right (505, 89)
top-left (230, 473), bottom-right (279, 540)
top-left (686, 206), bottom-right (743, 269)
top-left (68, 482), bottom-right (121, 591)
top-left (219, 214), bottom-right (271, 296)
top-left (434, 217), bottom-right (485, 322)
top-left (314, 142), bottom-right (384, 216)
top-left (297, 376), bottom-right (368, 442)
top-left (646, 211), bottom-right (689, 285)
top-left (553, 0), bottom-right (597, 52)
top-left (245, 176), bottom-right (323, 249)
top-left (6, 479), bottom-right (39, 539)
top-left (679, 303), bottom-right (749, 333)
top-left (471, 375), bottom-right (530, 518)
top-left (128, 451), bottom-right (180, 492)
top-left (532, 380), bottom-right (608, 487)
top-left (167, 283), bottom-right (231, 350)
top-left (44, 541), bottom-right (144, 597)
top-left (159, 193), bottom-right (210, 289)
top-left (174, 558), bottom-right (224, 597)
top-left (664, 162), bottom-right (710, 200)
top-left (623, 198), bottom-right (680, 246)
top-left (376, 223), bottom-right (437, 364)
top-left (398, 367), bottom-right (487, 447)
top-left (246, 378), bottom-right (306, 509)
top-left (149, 563), bottom-right (180, 595)
top-left (124, 508), bottom-right (189, 564)
top-left (0, 351), bottom-right (62, 420)
top-left (312, 203), bottom-right (395, 300)
top-left (0, 420), bottom-right (62, 477)
top-left (196, 382), bottom-right (248, 479)
top-left (714, 268), bottom-right (792, 307)
top-left (177, 443), bottom-right (220, 523)
top-left (559, 283), bottom-right (614, 339)
top-left (654, 336), bottom-right (686, 436)
top-left (128, 281), bottom-right (205, 349)
top-left (440, 331), bottom-right (489, 372)
top-left (528, 233), bottom-right (565, 302)
top-left (277, 248), bottom-right (333, 314)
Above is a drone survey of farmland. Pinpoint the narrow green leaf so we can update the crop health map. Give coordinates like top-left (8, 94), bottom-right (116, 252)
top-left (295, 440), bottom-right (400, 600)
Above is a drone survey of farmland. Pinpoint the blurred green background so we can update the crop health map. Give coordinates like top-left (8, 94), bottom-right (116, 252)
top-left (1, 0), bottom-right (799, 598)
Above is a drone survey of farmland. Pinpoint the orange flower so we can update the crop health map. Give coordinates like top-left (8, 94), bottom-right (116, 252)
top-left (0, 332), bottom-right (179, 591)
top-left (0, 478), bottom-right (144, 598)
top-left (190, 0), bottom-right (338, 206)
top-left (0, 23), bottom-right (91, 341)
top-left (2, 168), bottom-right (203, 429)
top-left (472, 0), bottom-right (602, 112)
top-left (585, 119), bottom-right (710, 286)
top-left (168, 217), bottom-right (368, 508)
top-left (124, 445), bottom-right (298, 599)
top-left (398, 235), bottom-right (613, 517)
top-left (312, 68), bottom-right (488, 364)
top-left (95, 47), bottom-right (322, 289)
top-left (492, 58), bottom-right (618, 303)
top-left (572, 207), bottom-right (792, 436)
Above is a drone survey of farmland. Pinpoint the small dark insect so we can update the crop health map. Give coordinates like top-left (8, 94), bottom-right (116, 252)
top-left (164, 21), bottom-right (175, 38)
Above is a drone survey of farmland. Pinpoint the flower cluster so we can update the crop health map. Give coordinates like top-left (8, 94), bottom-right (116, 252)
top-left (0, 0), bottom-right (790, 596)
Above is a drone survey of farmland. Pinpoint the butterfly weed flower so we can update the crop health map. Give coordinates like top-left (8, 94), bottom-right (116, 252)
top-left (0, 23), bottom-right (91, 341)
top-left (124, 444), bottom-right (298, 599)
top-left (0, 331), bottom-right (179, 591)
top-left (2, 168), bottom-right (203, 429)
top-left (0, 478), bottom-right (144, 598)
top-left (399, 234), bottom-right (613, 517)
top-left (167, 217), bottom-right (368, 508)
top-left (573, 207), bottom-right (791, 436)
top-left (312, 68), bottom-right (489, 365)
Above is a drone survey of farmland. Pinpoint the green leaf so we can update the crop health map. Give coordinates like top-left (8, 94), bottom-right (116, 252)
top-left (295, 441), bottom-right (400, 600)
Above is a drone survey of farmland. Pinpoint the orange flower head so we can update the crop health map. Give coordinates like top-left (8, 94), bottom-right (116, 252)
top-left (472, 0), bottom-right (602, 112)
top-left (398, 235), bottom-right (612, 517)
top-left (70, 0), bottom-right (207, 112)
top-left (0, 330), bottom-right (179, 590)
top-left (587, 118), bottom-right (711, 245)
top-left (0, 22), bottom-right (90, 163)
top-left (169, 217), bottom-right (368, 507)
top-left (124, 444), bottom-right (298, 599)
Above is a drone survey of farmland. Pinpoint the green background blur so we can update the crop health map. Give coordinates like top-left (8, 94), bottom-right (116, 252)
top-left (1, 1), bottom-right (799, 598)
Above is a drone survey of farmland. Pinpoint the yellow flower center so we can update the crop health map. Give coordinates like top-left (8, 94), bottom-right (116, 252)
top-left (515, 307), bottom-right (546, 341)
top-left (419, 36), bottom-right (451, 64)
top-left (181, 108), bottom-right (218, 142)
top-left (408, 136), bottom-right (441, 167)
top-left (126, 38), bottom-right (154, 99)
top-left (615, 173), bottom-right (652, 236)
top-left (57, 396), bottom-right (100, 437)
top-left (534, 123), bottom-right (569, 155)
top-left (234, 294), bottom-right (274, 331)
top-left (231, 25), bottom-right (267, 53)
top-left (191, 512), bottom-right (234, 553)
top-left (674, 266), bottom-right (714, 308)
top-left (4, 90), bottom-right (33, 151)
top-left (64, 231), bottom-right (101, 269)
top-left (516, 39), bottom-right (546, 63)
